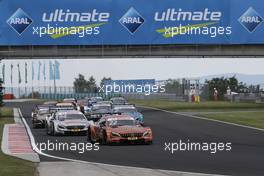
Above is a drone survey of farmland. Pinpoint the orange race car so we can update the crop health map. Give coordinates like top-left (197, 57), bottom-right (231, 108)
top-left (88, 114), bottom-right (152, 145)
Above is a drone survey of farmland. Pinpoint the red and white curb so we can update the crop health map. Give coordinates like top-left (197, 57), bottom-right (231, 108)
top-left (1, 108), bottom-right (40, 162)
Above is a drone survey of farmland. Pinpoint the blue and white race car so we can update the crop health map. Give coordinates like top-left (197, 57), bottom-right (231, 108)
top-left (113, 105), bottom-right (144, 125)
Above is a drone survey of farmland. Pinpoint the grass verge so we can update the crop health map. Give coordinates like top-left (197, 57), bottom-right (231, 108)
top-left (0, 107), bottom-right (37, 176)
top-left (198, 112), bottom-right (264, 129)
top-left (130, 99), bottom-right (264, 129)
top-left (130, 99), bottom-right (264, 112)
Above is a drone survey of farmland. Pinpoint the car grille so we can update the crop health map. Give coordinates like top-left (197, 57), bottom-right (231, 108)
top-left (121, 133), bottom-right (143, 138)
top-left (66, 126), bottom-right (85, 130)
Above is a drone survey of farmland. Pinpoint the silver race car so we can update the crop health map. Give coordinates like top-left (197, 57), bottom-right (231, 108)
top-left (46, 110), bottom-right (90, 136)
top-left (110, 97), bottom-right (127, 105)
top-left (85, 103), bottom-right (112, 121)
top-left (32, 104), bottom-right (55, 128)
top-left (32, 107), bottom-right (51, 128)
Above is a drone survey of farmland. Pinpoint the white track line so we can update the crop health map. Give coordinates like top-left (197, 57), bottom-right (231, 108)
top-left (18, 108), bottom-right (224, 176)
top-left (140, 106), bottom-right (264, 132)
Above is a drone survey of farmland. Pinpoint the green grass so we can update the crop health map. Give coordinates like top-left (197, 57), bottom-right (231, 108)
top-left (0, 108), bottom-right (37, 176)
top-left (198, 112), bottom-right (264, 129)
top-left (130, 99), bottom-right (264, 129)
top-left (130, 99), bottom-right (264, 112)
top-left (0, 107), bottom-right (14, 117)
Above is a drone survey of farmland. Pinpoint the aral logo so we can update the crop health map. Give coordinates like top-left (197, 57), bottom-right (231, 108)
top-left (238, 7), bottom-right (263, 33)
top-left (7, 8), bottom-right (33, 35)
top-left (119, 7), bottom-right (144, 34)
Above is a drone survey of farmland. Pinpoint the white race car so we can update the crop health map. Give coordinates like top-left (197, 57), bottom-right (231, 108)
top-left (46, 110), bottom-right (90, 136)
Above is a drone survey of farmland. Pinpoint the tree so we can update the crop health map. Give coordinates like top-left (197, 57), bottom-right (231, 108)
top-left (87, 76), bottom-right (98, 93)
top-left (165, 79), bottom-right (181, 93)
top-left (100, 77), bottom-right (112, 87)
top-left (73, 74), bottom-right (99, 93)
top-left (206, 76), bottom-right (244, 100)
top-left (74, 74), bottom-right (89, 93)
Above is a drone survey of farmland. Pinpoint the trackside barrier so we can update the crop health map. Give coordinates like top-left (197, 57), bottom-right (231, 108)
top-left (40, 93), bottom-right (121, 100)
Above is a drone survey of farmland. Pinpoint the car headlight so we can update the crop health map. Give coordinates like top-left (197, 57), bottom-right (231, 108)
top-left (111, 132), bottom-right (121, 137)
top-left (143, 130), bottom-right (151, 137)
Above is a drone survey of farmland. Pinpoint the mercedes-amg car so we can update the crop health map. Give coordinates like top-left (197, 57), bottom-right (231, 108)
top-left (32, 106), bottom-right (53, 128)
top-left (113, 105), bottom-right (144, 125)
top-left (88, 114), bottom-right (152, 145)
top-left (46, 110), bottom-right (90, 136)
top-left (85, 103), bottom-right (112, 121)
top-left (110, 97), bottom-right (127, 105)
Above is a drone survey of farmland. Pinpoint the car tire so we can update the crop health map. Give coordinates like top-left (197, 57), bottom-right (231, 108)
top-left (87, 128), bottom-right (92, 142)
top-left (88, 129), bottom-right (96, 144)
top-left (101, 131), bottom-right (108, 145)
top-left (46, 123), bottom-right (51, 135)
top-left (51, 123), bottom-right (57, 136)
top-left (32, 122), bottom-right (37, 129)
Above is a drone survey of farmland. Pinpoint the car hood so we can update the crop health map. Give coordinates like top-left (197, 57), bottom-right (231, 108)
top-left (59, 120), bottom-right (88, 126)
top-left (108, 126), bottom-right (149, 134)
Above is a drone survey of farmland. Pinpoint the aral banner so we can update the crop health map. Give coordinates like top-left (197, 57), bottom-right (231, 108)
top-left (0, 0), bottom-right (263, 45)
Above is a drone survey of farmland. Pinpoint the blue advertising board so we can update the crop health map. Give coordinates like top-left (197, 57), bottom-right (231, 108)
top-left (0, 0), bottom-right (264, 45)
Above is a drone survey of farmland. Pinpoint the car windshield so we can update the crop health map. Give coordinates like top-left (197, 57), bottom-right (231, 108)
top-left (58, 114), bottom-right (86, 121)
top-left (112, 99), bottom-right (126, 104)
top-left (108, 119), bottom-right (135, 127)
top-left (91, 97), bottom-right (103, 102)
top-left (92, 105), bottom-right (111, 111)
top-left (38, 109), bottom-right (50, 115)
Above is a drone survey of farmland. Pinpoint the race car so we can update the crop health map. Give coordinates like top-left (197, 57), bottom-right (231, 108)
top-left (79, 97), bottom-right (104, 113)
top-left (32, 104), bottom-right (53, 117)
top-left (113, 105), bottom-right (144, 125)
top-left (32, 105), bottom-right (54, 128)
top-left (85, 103), bottom-right (112, 121)
top-left (88, 114), bottom-right (152, 145)
top-left (110, 97), bottom-right (127, 105)
top-left (88, 97), bottom-right (104, 106)
top-left (96, 101), bottom-right (113, 106)
top-left (56, 102), bottom-right (76, 110)
top-left (46, 110), bottom-right (90, 136)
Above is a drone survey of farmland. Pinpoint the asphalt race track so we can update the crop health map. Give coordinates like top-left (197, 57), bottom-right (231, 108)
top-left (6, 101), bottom-right (264, 176)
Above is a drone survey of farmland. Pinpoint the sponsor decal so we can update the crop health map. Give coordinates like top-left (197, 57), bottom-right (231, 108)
top-left (33, 9), bottom-right (110, 39)
top-left (42, 9), bottom-right (110, 22)
top-left (238, 7), bottom-right (263, 33)
top-left (154, 8), bottom-right (229, 38)
top-left (119, 7), bottom-right (145, 34)
top-left (154, 8), bottom-right (222, 22)
top-left (7, 8), bottom-right (33, 35)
